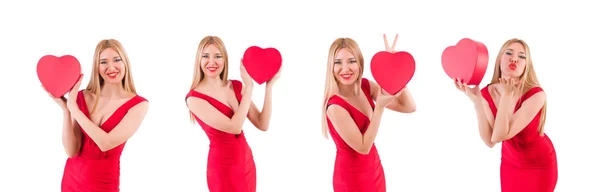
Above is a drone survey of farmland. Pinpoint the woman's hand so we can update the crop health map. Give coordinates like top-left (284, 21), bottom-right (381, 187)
top-left (454, 78), bottom-right (481, 102)
top-left (240, 62), bottom-right (254, 90)
top-left (498, 77), bottom-right (521, 97)
top-left (266, 66), bottom-right (282, 89)
top-left (67, 74), bottom-right (84, 112)
top-left (383, 34), bottom-right (399, 53)
top-left (375, 88), bottom-right (400, 108)
top-left (43, 85), bottom-right (68, 110)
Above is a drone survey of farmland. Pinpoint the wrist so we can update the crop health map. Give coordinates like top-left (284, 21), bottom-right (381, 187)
top-left (470, 95), bottom-right (481, 102)
top-left (265, 84), bottom-right (274, 91)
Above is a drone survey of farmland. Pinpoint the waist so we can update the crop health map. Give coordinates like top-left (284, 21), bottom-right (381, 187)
top-left (64, 157), bottom-right (121, 187)
top-left (501, 141), bottom-right (557, 168)
top-left (335, 151), bottom-right (382, 169)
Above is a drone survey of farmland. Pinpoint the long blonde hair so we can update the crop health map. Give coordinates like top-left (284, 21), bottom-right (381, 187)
top-left (489, 38), bottom-right (547, 136)
top-left (321, 37), bottom-right (365, 139)
top-left (189, 36), bottom-right (229, 124)
top-left (85, 39), bottom-right (137, 114)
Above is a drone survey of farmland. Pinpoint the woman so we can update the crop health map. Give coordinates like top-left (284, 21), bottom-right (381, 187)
top-left (43, 39), bottom-right (150, 191)
top-left (454, 38), bottom-right (558, 192)
top-left (321, 35), bottom-right (416, 192)
top-left (185, 36), bottom-right (280, 192)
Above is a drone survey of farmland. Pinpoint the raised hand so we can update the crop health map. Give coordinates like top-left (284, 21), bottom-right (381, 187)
top-left (453, 78), bottom-right (481, 102)
top-left (66, 74), bottom-right (84, 112)
top-left (498, 77), bottom-right (522, 97)
top-left (266, 66), bottom-right (282, 89)
top-left (240, 61), bottom-right (254, 89)
top-left (42, 85), bottom-right (68, 110)
top-left (383, 34), bottom-right (399, 53)
top-left (375, 88), bottom-right (396, 108)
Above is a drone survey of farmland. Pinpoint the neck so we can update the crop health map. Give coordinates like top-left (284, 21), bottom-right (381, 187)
top-left (501, 74), bottom-right (521, 80)
top-left (100, 82), bottom-right (126, 99)
top-left (201, 76), bottom-right (225, 88)
top-left (337, 82), bottom-right (358, 97)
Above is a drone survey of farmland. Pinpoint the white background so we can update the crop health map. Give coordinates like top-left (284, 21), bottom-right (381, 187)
top-left (1, 0), bottom-right (598, 191)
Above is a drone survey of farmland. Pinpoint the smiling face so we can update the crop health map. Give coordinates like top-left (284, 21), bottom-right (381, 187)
top-left (333, 48), bottom-right (361, 85)
top-left (200, 44), bottom-right (225, 78)
top-left (500, 42), bottom-right (527, 78)
top-left (98, 47), bottom-right (126, 84)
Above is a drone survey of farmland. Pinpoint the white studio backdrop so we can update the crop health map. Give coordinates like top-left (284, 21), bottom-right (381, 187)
top-left (0, 0), bottom-right (598, 191)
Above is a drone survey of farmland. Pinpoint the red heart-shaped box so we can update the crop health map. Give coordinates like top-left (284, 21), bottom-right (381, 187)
top-left (37, 55), bottom-right (82, 98)
top-left (370, 51), bottom-right (416, 95)
top-left (441, 38), bottom-right (489, 85)
top-left (242, 46), bottom-right (282, 85)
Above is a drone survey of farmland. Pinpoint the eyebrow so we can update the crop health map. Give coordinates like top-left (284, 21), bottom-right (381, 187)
top-left (202, 52), bottom-right (222, 55)
top-left (100, 56), bottom-right (121, 60)
top-left (506, 48), bottom-right (525, 54)
top-left (334, 57), bottom-right (356, 60)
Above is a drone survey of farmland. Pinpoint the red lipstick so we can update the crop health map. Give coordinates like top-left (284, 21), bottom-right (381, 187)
top-left (508, 63), bottom-right (517, 70)
top-left (207, 66), bottom-right (218, 72)
top-left (107, 72), bottom-right (118, 79)
top-left (340, 74), bottom-right (352, 80)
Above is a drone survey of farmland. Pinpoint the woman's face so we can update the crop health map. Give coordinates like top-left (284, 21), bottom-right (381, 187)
top-left (200, 44), bottom-right (224, 78)
top-left (500, 42), bottom-right (527, 78)
top-left (333, 48), bottom-right (360, 86)
top-left (98, 48), bottom-right (126, 84)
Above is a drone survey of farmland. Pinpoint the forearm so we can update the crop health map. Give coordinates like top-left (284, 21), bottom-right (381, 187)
top-left (231, 87), bottom-right (254, 133)
top-left (362, 105), bottom-right (386, 148)
top-left (396, 88), bottom-right (416, 110)
top-left (473, 98), bottom-right (494, 147)
top-left (70, 109), bottom-right (110, 149)
top-left (61, 110), bottom-right (80, 157)
top-left (257, 87), bottom-right (274, 131)
top-left (491, 95), bottom-right (513, 142)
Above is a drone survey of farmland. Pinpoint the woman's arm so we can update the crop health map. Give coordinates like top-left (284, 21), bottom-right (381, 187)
top-left (474, 97), bottom-right (495, 148)
top-left (69, 101), bottom-right (149, 152)
top-left (61, 110), bottom-right (82, 157)
top-left (368, 80), bottom-right (416, 113)
top-left (327, 103), bottom-right (387, 155)
top-left (246, 85), bottom-right (273, 131)
top-left (491, 92), bottom-right (546, 143)
top-left (187, 86), bottom-right (254, 134)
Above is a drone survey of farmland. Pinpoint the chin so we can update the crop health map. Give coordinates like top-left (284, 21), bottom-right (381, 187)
top-left (337, 78), bottom-right (357, 86)
top-left (204, 73), bottom-right (220, 78)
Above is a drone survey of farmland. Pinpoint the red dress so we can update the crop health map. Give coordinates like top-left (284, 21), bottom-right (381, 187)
top-left (186, 80), bottom-right (257, 192)
top-left (61, 90), bottom-right (148, 192)
top-left (326, 78), bottom-right (386, 192)
top-left (481, 86), bottom-right (558, 192)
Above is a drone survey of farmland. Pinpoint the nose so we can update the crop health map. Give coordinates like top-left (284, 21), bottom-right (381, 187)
top-left (108, 61), bottom-right (117, 70)
top-left (509, 55), bottom-right (519, 63)
top-left (341, 62), bottom-right (350, 70)
top-left (208, 57), bottom-right (216, 65)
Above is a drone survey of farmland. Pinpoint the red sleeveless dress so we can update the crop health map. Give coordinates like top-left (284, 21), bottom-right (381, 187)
top-left (186, 80), bottom-right (257, 192)
top-left (61, 90), bottom-right (148, 192)
top-left (326, 78), bottom-right (386, 192)
top-left (481, 86), bottom-right (558, 192)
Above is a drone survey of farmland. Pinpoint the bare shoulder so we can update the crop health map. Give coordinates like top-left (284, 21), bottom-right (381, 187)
top-left (326, 103), bottom-right (349, 118)
top-left (80, 89), bottom-right (95, 105)
top-left (365, 78), bottom-right (380, 95)
top-left (525, 87), bottom-right (547, 102)
top-left (131, 100), bottom-right (149, 112)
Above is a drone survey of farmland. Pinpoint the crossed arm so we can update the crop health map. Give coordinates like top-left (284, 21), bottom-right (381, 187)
top-left (476, 91), bottom-right (546, 147)
top-left (69, 101), bottom-right (149, 152)
top-left (187, 83), bottom-right (274, 134)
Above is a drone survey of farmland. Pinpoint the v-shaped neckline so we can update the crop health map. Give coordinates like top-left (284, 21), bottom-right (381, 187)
top-left (80, 92), bottom-right (138, 127)
top-left (332, 89), bottom-right (375, 121)
top-left (190, 90), bottom-right (235, 112)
